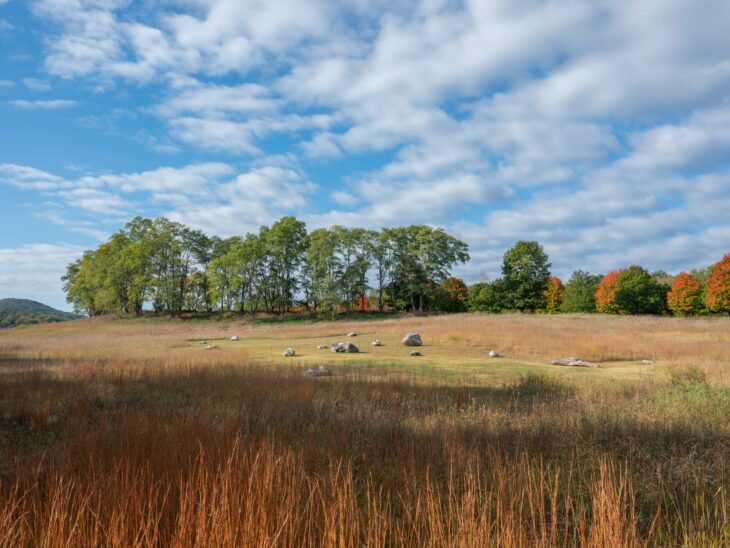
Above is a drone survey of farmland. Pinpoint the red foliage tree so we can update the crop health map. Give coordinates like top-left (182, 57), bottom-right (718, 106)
top-left (595, 270), bottom-right (622, 313)
top-left (543, 276), bottom-right (565, 313)
top-left (352, 296), bottom-right (371, 312)
top-left (667, 272), bottom-right (703, 316)
top-left (706, 254), bottom-right (730, 315)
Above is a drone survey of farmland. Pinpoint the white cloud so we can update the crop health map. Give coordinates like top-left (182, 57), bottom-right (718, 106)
top-left (0, 243), bottom-right (85, 297)
top-left (22, 78), bottom-right (52, 91)
top-left (15, 0), bottom-right (730, 286)
top-left (9, 99), bottom-right (76, 109)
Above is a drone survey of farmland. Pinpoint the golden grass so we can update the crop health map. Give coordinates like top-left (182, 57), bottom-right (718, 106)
top-left (0, 313), bottom-right (729, 545)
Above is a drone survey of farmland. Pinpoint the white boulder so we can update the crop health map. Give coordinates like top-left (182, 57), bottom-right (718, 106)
top-left (402, 332), bottom-right (423, 346)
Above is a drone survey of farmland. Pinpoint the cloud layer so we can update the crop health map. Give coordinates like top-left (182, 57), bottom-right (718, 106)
top-left (1, 0), bottom-right (730, 305)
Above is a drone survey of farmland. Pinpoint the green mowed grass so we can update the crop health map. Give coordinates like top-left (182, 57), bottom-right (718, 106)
top-left (186, 329), bottom-right (658, 385)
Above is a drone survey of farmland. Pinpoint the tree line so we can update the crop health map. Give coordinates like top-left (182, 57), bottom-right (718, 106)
top-left (63, 216), bottom-right (469, 317)
top-left (467, 241), bottom-right (730, 316)
top-left (63, 217), bottom-right (730, 318)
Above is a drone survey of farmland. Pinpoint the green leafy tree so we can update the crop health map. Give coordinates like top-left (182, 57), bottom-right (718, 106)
top-left (501, 241), bottom-right (551, 311)
top-left (614, 265), bottom-right (667, 315)
top-left (367, 229), bottom-right (396, 313)
top-left (261, 217), bottom-right (307, 314)
top-left (467, 279), bottom-right (507, 313)
top-left (562, 270), bottom-right (602, 312)
top-left (389, 226), bottom-right (469, 312)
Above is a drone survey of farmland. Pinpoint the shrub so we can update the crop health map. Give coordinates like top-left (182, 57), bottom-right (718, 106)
top-left (706, 253), bottom-right (730, 315)
top-left (614, 266), bottom-right (667, 315)
top-left (667, 272), bottom-right (704, 316)
top-left (543, 276), bottom-right (565, 313)
top-left (595, 270), bottom-right (622, 313)
top-left (669, 366), bottom-right (707, 387)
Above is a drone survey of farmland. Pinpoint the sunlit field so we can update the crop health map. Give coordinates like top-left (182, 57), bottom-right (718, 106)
top-left (1, 313), bottom-right (729, 545)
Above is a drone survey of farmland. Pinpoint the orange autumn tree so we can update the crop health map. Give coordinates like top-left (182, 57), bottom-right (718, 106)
top-left (352, 296), bottom-right (371, 312)
top-left (667, 272), bottom-right (703, 316)
top-left (595, 270), bottom-right (622, 313)
top-left (706, 253), bottom-right (730, 315)
top-left (543, 276), bottom-right (565, 313)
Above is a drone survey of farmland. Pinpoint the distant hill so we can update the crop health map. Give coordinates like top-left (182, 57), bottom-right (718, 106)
top-left (0, 298), bottom-right (80, 328)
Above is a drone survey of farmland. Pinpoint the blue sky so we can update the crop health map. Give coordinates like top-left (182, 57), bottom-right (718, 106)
top-left (1, 0), bottom-right (729, 311)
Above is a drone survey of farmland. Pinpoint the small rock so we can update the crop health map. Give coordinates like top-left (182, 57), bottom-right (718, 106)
top-left (283, 348), bottom-right (296, 357)
top-left (330, 342), bottom-right (359, 353)
top-left (402, 332), bottom-right (423, 346)
top-left (199, 340), bottom-right (208, 344)
top-left (230, 335), bottom-right (239, 341)
top-left (489, 350), bottom-right (500, 358)
top-left (551, 357), bottom-right (597, 368)
top-left (306, 366), bottom-right (332, 377)
top-left (317, 344), bottom-right (329, 350)
top-left (347, 332), bottom-right (357, 337)
top-left (640, 359), bottom-right (654, 364)
top-left (372, 339), bottom-right (383, 346)
top-left (205, 345), bottom-right (219, 351)
top-left (409, 351), bottom-right (422, 357)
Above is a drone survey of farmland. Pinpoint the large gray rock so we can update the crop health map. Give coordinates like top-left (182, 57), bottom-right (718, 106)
top-left (305, 366), bottom-right (332, 377)
top-left (282, 347), bottom-right (296, 357)
top-left (402, 332), bottom-right (423, 346)
top-left (330, 342), bottom-right (359, 353)
top-left (551, 357), bottom-right (597, 368)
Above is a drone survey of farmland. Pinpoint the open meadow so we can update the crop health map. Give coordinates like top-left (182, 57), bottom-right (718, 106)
top-left (1, 313), bottom-right (729, 546)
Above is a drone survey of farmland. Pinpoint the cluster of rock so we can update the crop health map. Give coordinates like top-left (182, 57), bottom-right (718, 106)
top-left (551, 357), bottom-right (597, 368)
top-left (330, 342), bottom-right (359, 353)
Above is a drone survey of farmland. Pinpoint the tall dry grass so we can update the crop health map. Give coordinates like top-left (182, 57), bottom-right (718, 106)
top-left (0, 315), bottom-right (729, 545)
